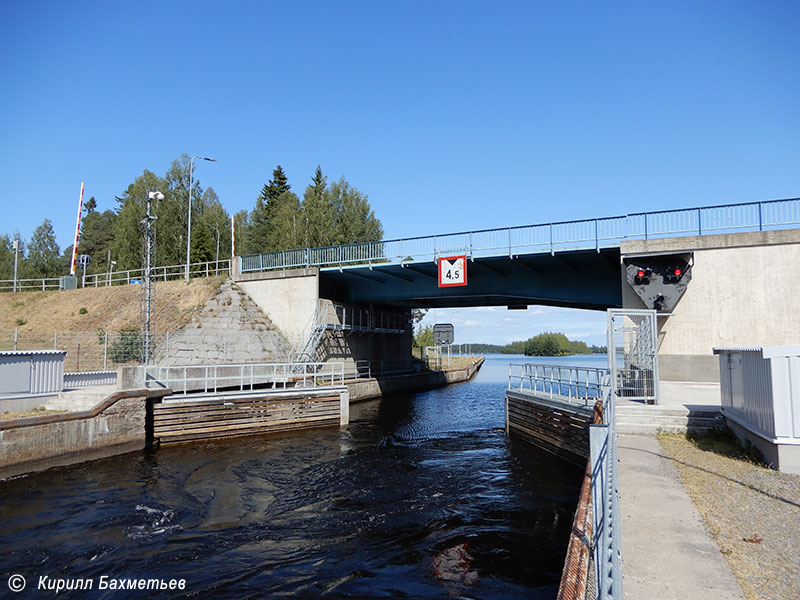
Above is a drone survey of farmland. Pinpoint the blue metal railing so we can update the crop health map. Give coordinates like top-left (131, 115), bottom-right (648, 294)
top-left (240, 197), bottom-right (800, 272)
top-left (591, 379), bottom-right (623, 599)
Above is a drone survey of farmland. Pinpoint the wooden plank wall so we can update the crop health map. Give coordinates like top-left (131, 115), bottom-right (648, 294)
top-left (505, 390), bottom-right (593, 465)
top-left (153, 392), bottom-right (342, 444)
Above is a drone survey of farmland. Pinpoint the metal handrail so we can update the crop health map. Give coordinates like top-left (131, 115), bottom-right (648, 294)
top-left (591, 378), bottom-right (623, 599)
top-left (0, 259), bottom-right (232, 293)
top-left (507, 363), bottom-right (609, 406)
top-left (146, 361), bottom-right (345, 396)
top-left (241, 196), bottom-right (800, 272)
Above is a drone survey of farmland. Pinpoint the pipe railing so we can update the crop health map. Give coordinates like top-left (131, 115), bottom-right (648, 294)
top-left (145, 361), bottom-right (345, 395)
top-left (508, 363), bottom-right (609, 406)
top-left (0, 259), bottom-right (232, 293)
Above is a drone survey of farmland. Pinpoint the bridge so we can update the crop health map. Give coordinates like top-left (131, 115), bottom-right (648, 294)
top-left (239, 197), bottom-right (799, 311)
top-left (235, 196), bottom-right (800, 383)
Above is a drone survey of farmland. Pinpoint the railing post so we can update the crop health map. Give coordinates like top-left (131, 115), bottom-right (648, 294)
top-left (758, 202), bottom-right (763, 231)
top-left (595, 219), bottom-right (599, 252)
top-left (697, 207), bottom-right (702, 236)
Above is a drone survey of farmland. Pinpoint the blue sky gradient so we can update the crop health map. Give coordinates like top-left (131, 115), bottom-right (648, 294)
top-left (2, 1), bottom-right (798, 344)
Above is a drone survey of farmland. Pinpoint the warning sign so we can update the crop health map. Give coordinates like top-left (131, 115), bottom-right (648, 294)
top-left (438, 255), bottom-right (467, 288)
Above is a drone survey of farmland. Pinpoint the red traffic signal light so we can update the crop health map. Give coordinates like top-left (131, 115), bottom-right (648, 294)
top-left (665, 266), bottom-right (685, 283)
top-left (634, 268), bottom-right (651, 285)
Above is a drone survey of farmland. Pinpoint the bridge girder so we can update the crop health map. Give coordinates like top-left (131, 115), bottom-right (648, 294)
top-left (319, 248), bottom-right (622, 311)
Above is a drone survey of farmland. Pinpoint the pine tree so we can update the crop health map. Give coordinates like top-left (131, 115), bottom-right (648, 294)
top-left (27, 219), bottom-right (61, 278)
top-left (249, 165), bottom-right (292, 252)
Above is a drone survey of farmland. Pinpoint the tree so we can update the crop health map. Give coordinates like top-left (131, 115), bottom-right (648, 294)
top-left (27, 219), bottom-right (61, 278)
top-left (78, 209), bottom-right (116, 274)
top-left (111, 169), bottom-right (163, 270)
top-left (232, 210), bottom-right (252, 256)
top-left (414, 325), bottom-right (435, 348)
top-left (249, 165), bottom-right (291, 253)
top-left (301, 166), bottom-right (335, 248)
top-left (268, 191), bottom-right (302, 251)
top-left (0, 235), bottom-right (14, 280)
top-left (328, 177), bottom-right (383, 245)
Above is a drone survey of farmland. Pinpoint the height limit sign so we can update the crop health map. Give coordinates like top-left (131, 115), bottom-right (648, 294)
top-left (438, 255), bottom-right (467, 287)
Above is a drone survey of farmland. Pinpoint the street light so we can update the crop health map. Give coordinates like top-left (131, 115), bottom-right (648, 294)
top-left (186, 155), bottom-right (217, 282)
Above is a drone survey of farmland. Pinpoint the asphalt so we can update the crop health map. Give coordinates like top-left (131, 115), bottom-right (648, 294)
top-left (618, 432), bottom-right (744, 599)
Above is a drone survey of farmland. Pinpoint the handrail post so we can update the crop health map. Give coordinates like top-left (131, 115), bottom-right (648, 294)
top-left (697, 207), bottom-right (702, 236)
top-left (758, 202), bottom-right (763, 231)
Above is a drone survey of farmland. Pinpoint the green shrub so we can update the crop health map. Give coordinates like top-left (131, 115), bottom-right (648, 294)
top-left (15, 318), bottom-right (26, 326)
top-left (109, 328), bottom-right (143, 363)
top-left (79, 307), bottom-right (88, 315)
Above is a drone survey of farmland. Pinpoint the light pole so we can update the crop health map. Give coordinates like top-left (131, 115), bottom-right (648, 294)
top-left (206, 223), bottom-right (221, 274)
top-left (186, 155), bottom-right (217, 282)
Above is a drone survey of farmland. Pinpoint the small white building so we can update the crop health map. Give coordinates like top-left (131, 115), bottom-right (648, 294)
top-left (714, 345), bottom-right (800, 475)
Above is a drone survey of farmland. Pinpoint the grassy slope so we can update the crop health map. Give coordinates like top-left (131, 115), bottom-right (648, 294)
top-left (0, 277), bottom-right (225, 333)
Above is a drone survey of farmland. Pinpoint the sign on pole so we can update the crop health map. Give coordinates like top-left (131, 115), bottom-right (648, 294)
top-left (438, 255), bottom-right (467, 287)
top-left (433, 323), bottom-right (454, 345)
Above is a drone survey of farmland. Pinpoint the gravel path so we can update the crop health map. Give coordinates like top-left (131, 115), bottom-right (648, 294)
top-left (658, 434), bottom-right (800, 600)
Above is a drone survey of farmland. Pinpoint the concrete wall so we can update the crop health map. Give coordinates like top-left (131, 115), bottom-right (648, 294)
top-left (0, 390), bottom-right (166, 480)
top-left (621, 230), bottom-right (800, 382)
top-left (237, 268), bottom-right (320, 348)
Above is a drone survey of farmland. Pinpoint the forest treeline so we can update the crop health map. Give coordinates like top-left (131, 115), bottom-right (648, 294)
top-left (414, 326), bottom-right (606, 356)
top-left (0, 157), bottom-right (382, 279)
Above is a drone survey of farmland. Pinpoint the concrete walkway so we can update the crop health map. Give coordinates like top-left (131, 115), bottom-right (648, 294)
top-left (618, 433), bottom-right (744, 599)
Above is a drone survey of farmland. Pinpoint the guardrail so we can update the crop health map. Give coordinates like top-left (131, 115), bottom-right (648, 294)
top-left (0, 259), bottom-right (232, 293)
top-left (145, 361), bottom-right (345, 395)
top-left (354, 358), bottom-right (423, 378)
top-left (241, 197), bottom-right (800, 272)
top-left (508, 363), bottom-right (608, 406)
top-left (590, 379), bottom-right (623, 599)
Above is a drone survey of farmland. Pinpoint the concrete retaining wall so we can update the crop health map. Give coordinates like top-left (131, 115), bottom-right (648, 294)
top-left (0, 389), bottom-right (170, 480)
top-left (621, 230), bottom-right (800, 382)
top-left (347, 357), bottom-right (484, 402)
top-left (237, 269), bottom-right (320, 348)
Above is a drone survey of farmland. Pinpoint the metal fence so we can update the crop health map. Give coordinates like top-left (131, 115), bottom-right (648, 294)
top-left (0, 329), bottom-right (288, 373)
top-left (0, 259), bottom-right (231, 293)
top-left (63, 370), bottom-right (118, 388)
top-left (241, 197), bottom-right (800, 272)
top-left (607, 309), bottom-right (659, 404)
top-left (508, 363), bottom-right (609, 406)
top-left (145, 361), bottom-right (345, 395)
top-left (590, 380), bottom-right (623, 599)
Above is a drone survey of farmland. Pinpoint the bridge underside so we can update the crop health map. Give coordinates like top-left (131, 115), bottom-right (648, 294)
top-left (319, 248), bottom-right (623, 311)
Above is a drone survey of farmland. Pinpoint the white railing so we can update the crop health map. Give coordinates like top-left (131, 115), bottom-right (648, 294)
top-left (508, 363), bottom-right (608, 406)
top-left (146, 361), bottom-right (345, 395)
top-left (0, 259), bottom-right (232, 293)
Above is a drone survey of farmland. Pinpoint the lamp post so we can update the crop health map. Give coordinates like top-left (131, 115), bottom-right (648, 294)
top-left (186, 155), bottom-right (217, 282)
top-left (206, 223), bottom-right (221, 274)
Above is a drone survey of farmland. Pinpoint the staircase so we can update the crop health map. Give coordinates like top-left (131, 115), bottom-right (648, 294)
top-left (615, 403), bottom-right (725, 435)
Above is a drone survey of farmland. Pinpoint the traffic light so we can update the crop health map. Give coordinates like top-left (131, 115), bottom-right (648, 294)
top-left (664, 266), bottom-right (684, 284)
top-left (634, 268), bottom-right (651, 285)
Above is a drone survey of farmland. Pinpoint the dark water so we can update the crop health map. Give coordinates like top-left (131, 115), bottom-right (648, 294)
top-left (0, 355), bottom-right (586, 599)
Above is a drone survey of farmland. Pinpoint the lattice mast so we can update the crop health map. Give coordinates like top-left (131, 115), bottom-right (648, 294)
top-left (140, 193), bottom-right (159, 364)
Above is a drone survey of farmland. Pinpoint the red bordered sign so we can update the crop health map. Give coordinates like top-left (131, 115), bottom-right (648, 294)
top-left (438, 255), bottom-right (467, 287)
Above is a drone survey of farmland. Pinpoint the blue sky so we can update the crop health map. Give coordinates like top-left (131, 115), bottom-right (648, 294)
top-left (2, 1), bottom-right (798, 345)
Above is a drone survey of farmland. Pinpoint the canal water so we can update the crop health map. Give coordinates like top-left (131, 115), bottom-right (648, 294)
top-left (0, 354), bottom-right (604, 599)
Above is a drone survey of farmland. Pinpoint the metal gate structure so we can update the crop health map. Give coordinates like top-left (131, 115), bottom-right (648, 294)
top-left (607, 309), bottom-right (659, 405)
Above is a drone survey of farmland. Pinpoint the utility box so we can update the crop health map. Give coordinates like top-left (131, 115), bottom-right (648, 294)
top-left (59, 275), bottom-right (77, 290)
top-left (714, 345), bottom-right (800, 475)
top-left (0, 350), bottom-right (66, 413)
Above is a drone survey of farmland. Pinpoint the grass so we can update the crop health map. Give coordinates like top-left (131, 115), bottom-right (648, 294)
top-left (1, 407), bottom-right (63, 420)
top-left (684, 427), bottom-right (766, 466)
top-left (0, 276), bottom-right (225, 334)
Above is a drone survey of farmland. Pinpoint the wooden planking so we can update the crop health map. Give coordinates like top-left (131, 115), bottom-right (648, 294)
top-left (152, 392), bottom-right (342, 444)
top-left (506, 391), bottom-right (592, 464)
